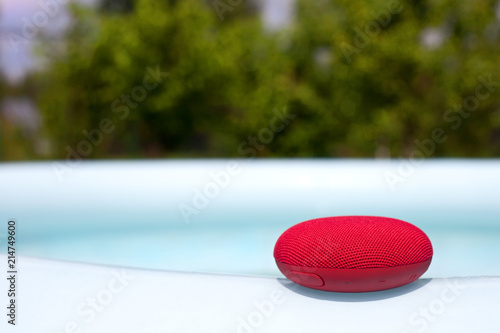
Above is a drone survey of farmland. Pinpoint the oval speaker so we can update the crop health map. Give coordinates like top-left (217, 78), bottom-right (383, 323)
top-left (274, 216), bottom-right (433, 292)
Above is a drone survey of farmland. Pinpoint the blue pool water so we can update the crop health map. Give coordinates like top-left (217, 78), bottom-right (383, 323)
top-left (1, 160), bottom-right (499, 278)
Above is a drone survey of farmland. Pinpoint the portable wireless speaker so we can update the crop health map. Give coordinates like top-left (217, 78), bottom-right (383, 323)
top-left (274, 216), bottom-right (433, 292)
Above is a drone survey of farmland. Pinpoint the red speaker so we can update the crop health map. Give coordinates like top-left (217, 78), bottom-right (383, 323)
top-left (274, 216), bottom-right (433, 292)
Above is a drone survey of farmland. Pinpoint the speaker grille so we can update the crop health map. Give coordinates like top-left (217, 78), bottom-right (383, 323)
top-left (274, 216), bottom-right (433, 269)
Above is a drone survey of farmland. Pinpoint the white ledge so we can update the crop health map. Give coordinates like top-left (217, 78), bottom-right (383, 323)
top-left (2, 256), bottom-right (499, 332)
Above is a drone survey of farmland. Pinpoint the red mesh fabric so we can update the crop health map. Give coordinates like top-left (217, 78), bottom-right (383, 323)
top-left (274, 216), bottom-right (433, 269)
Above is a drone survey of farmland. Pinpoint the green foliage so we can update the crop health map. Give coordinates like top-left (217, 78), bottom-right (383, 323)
top-left (287, 0), bottom-right (500, 157)
top-left (31, 0), bottom-right (500, 159)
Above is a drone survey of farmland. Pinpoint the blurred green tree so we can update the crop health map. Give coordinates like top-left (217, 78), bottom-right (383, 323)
top-left (36, 0), bottom-right (292, 158)
top-left (284, 0), bottom-right (500, 157)
top-left (31, 0), bottom-right (500, 160)
top-left (100, 0), bottom-right (134, 13)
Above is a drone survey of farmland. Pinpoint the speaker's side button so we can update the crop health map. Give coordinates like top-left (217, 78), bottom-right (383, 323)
top-left (289, 271), bottom-right (325, 287)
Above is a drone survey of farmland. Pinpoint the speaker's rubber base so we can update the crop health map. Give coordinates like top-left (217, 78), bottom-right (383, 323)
top-left (276, 259), bottom-right (432, 292)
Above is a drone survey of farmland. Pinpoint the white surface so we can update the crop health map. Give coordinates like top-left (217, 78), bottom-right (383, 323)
top-left (1, 256), bottom-right (499, 333)
top-left (1, 160), bottom-right (499, 231)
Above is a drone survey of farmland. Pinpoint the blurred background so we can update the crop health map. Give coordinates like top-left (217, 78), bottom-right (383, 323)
top-left (1, 0), bottom-right (500, 281)
top-left (2, 0), bottom-right (500, 161)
